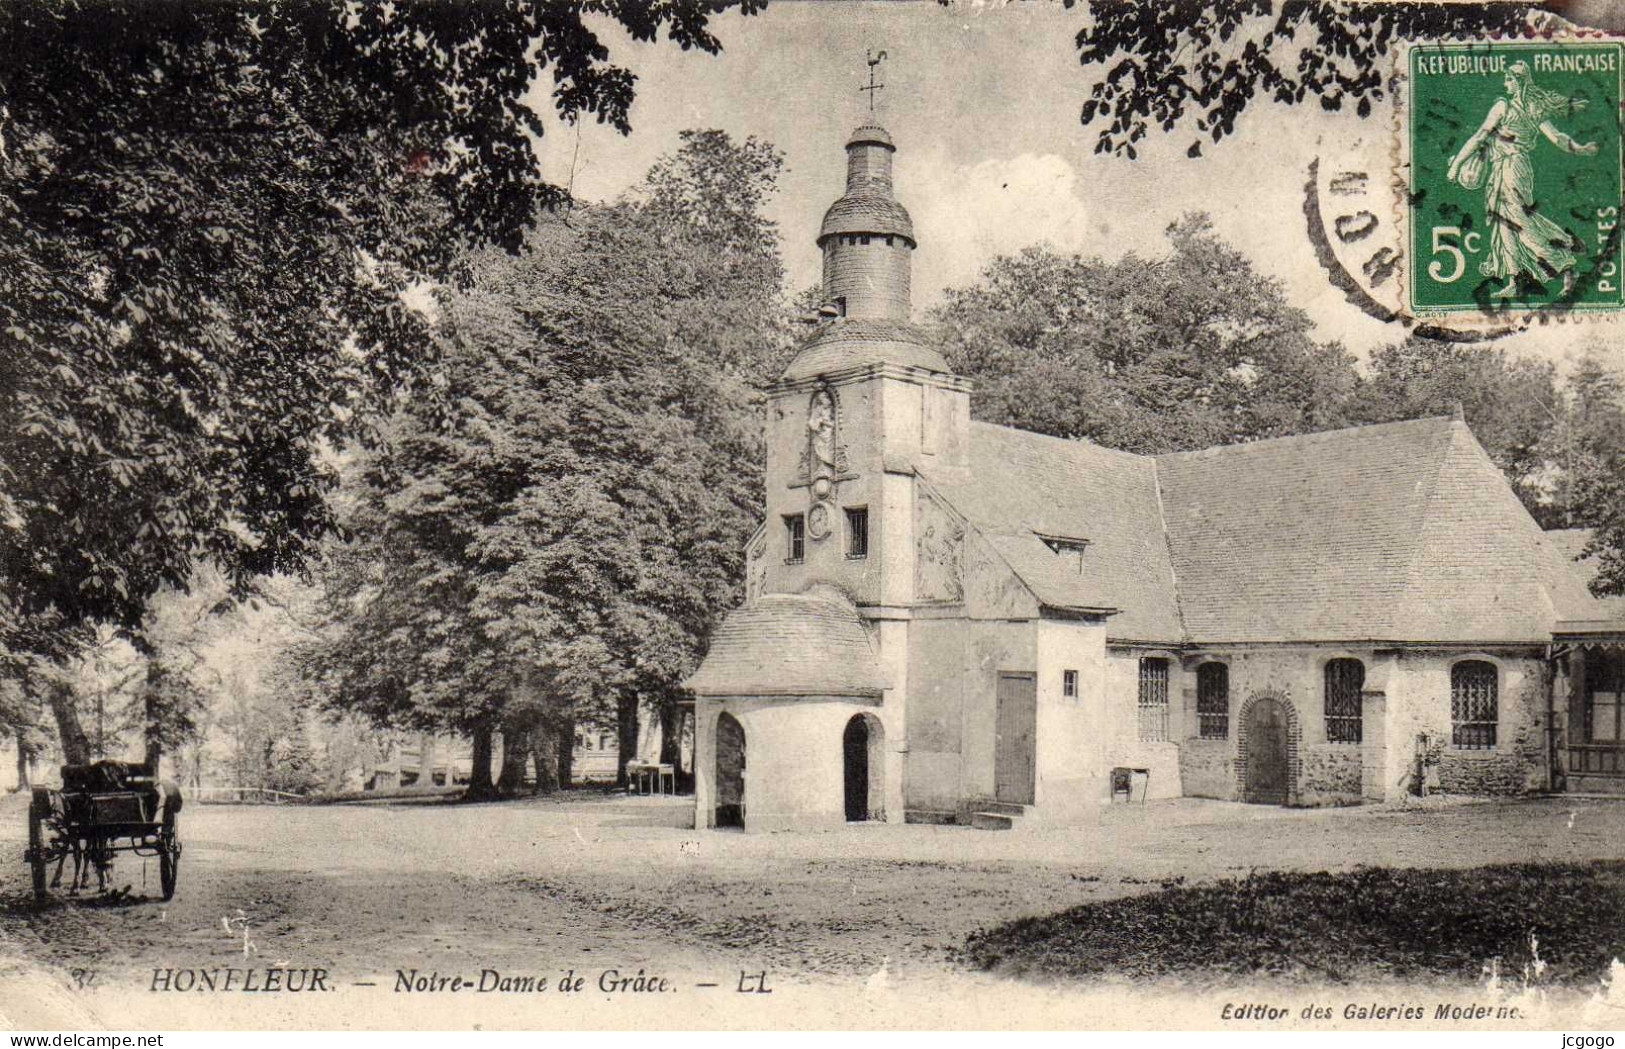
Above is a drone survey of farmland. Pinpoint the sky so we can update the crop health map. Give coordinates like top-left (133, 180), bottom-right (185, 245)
top-left (525, 2), bottom-right (1617, 371)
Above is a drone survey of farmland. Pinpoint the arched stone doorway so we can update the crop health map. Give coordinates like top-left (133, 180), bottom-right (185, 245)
top-left (1240, 692), bottom-right (1299, 805)
top-left (715, 712), bottom-right (746, 828)
top-left (843, 713), bottom-right (885, 822)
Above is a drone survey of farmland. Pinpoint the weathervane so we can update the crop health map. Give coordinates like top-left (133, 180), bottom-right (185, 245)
top-left (860, 49), bottom-right (887, 112)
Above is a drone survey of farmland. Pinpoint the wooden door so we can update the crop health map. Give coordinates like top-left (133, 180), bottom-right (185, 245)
top-left (995, 672), bottom-right (1037, 805)
top-left (1246, 698), bottom-right (1289, 804)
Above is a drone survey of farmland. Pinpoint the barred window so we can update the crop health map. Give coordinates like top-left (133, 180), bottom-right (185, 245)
top-left (1063, 669), bottom-right (1078, 698)
top-left (1197, 662), bottom-right (1229, 740)
top-left (1324, 658), bottom-right (1364, 744)
top-left (1451, 661), bottom-right (1498, 750)
top-left (1138, 657), bottom-right (1170, 742)
top-left (845, 507), bottom-right (869, 558)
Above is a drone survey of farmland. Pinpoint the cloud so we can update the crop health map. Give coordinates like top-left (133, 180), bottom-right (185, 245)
top-left (907, 150), bottom-right (1092, 304)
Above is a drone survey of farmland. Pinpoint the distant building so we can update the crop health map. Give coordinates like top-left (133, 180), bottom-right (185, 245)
top-left (682, 120), bottom-right (1625, 832)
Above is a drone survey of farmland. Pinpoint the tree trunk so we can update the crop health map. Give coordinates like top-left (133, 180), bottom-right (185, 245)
top-left (555, 716), bottom-right (574, 789)
top-left (12, 728), bottom-right (30, 790)
top-left (415, 732), bottom-right (437, 791)
top-left (466, 722), bottom-right (497, 799)
top-left (143, 660), bottom-right (163, 776)
top-left (498, 718), bottom-right (530, 794)
top-left (615, 691), bottom-right (639, 789)
top-left (46, 680), bottom-right (91, 767)
top-left (658, 699), bottom-right (690, 793)
top-left (529, 728), bottom-right (559, 794)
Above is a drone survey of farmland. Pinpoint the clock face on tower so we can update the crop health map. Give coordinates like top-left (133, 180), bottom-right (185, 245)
top-left (807, 500), bottom-right (832, 541)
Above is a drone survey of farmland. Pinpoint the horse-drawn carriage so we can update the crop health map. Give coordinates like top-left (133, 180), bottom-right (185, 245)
top-left (24, 760), bottom-right (183, 901)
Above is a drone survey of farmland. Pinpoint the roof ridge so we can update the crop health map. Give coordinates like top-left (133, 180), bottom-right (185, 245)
top-left (1155, 414), bottom-right (1457, 462)
top-left (1148, 457), bottom-right (1190, 643)
top-left (967, 419), bottom-right (1153, 464)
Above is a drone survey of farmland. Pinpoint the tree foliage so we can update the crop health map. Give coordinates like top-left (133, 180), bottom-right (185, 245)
top-left (303, 130), bottom-right (790, 789)
top-left (1556, 354), bottom-right (1625, 594)
top-left (930, 214), bottom-right (1359, 454)
top-left (0, 0), bottom-right (757, 661)
top-left (1069, 1), bottom-right (1536, 158)
top-left (0, 0), bottom-right (759, 769)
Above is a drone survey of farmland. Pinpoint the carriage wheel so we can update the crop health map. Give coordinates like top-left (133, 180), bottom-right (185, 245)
top-left (28, 790), bottom-right (49, 901)
top-left (158, 815), bottom-right (180, 901)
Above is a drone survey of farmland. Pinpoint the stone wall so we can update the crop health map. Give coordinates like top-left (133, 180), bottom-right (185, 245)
top-left (1177, 739), bottom-right (1234, 800)
top-left (1103, 651), bottom-right (1184, 800)
top-left (1298, 742), bottom-right (1363, 805)
top-left (1389, 651), bottom-right (1547, 798)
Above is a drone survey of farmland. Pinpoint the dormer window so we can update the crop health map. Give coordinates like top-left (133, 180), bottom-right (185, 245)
top-left (1038, 534), bottom-right (1089, 574)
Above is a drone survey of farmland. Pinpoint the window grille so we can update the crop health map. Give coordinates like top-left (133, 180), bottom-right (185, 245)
top-left (1197, 662), bottom-right (1229, 740)
top-left (1138, 657), bottom-right (1169, 742)
top-left (845, 507), bottom-right (868, 558)
top-left (1063, 669), bottom-right (1078, 698)
top-left (1324, 659), bottom-right (1364, 743)
top-left (1451, 661), bottom-right (1498, 749)
top-left (784, 514), bottom-right (805, 563)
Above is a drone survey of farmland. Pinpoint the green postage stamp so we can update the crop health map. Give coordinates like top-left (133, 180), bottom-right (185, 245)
top-left (1404, 39), bottom-right (1624, 316)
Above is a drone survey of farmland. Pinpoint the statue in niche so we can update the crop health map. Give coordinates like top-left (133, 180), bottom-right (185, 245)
top-left (797, 385), bottom-right (848, 487)
top-left (808, 386), bottom-right (838, 481)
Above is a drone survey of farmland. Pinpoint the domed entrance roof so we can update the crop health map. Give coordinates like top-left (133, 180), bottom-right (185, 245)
top-left (682, 592), bottom-right (889, 698)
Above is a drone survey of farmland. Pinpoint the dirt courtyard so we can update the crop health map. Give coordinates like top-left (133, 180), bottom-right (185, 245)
top-left (1, 792), bottom-right (1622, 1029)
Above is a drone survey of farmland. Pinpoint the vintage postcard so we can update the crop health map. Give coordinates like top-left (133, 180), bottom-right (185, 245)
top-left (2, 0), bottom-right (1624, 1036)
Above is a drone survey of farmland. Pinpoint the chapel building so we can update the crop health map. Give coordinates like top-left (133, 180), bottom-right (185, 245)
top-left (682, 121), bottom-right (1625, 831)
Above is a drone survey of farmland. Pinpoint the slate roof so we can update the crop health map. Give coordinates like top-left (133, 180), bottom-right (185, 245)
top-left (929, 415), bottom-right (1587, 645)
top-left (682, 592), bottom-right (890, 698)
top-left (818, 196), bottom-right (915, 244)
top-left (781, 319), bottom-right (950, 382)
top-left (927, 422), bottom-right (1183, 640)
top-left (1546, 528), bottom-right (1625, 624)
top-left (1156, 416), bottom-right (1584, 643)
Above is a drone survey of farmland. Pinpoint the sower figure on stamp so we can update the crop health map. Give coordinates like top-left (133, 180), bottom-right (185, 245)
top-left (1447, 60), bottom-right (1600, 299)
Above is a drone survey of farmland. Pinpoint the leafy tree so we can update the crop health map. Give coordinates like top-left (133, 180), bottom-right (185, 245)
top-left (0, 0), bottom-right (759, 762)
top-left (931, 214), bottom-right (1361, 453)
top-left (1068, 1), bottom-right (1540, 158)
top-left (1551, 353), bottom-right (1625, 593)
top-left (305, 129), bottom-right (789, 795)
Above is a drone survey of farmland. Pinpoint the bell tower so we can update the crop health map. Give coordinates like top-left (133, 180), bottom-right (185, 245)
top-left (818, 123), bottom-right (915, 320)
top-left (757, 54), bottom-right (972, 612)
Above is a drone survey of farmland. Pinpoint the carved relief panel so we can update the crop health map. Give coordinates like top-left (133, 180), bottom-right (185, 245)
top-left (915, 489), bottom-right (965, 603)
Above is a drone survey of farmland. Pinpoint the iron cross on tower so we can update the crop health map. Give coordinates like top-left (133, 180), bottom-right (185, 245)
top-left (860, 49), bottom-right (887, 112)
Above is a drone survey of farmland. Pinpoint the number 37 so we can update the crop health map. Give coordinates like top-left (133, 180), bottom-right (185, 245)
top-left (1428, 226), bottom-right (1482, 283)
